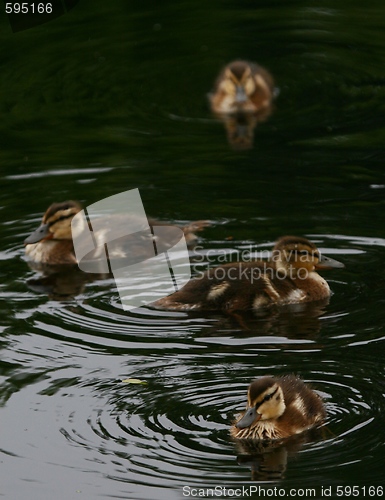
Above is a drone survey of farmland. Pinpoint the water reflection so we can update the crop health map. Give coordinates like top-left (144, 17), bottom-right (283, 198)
top-left (25, 270), bottom-right (328, 340)
top-left (215, 112), bottom-right (261, 150)
top-left (190, 299), bottom-right (328, 338)
top-left (235, 429), bottom-right (324, 481)
top-left (26, 265), bottom-right (110, 300)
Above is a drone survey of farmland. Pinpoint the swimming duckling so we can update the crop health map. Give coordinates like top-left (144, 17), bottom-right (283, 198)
top-left (25, 201), bottom-right (81, 265)
top-left (24, 201), bottom-right (208, 266)
top-left (209, 60), bottom-right (275, 115)
top-left (231, 375), bottom-right (326, 440)
top-left (153, 236), bottom-right (344, 312)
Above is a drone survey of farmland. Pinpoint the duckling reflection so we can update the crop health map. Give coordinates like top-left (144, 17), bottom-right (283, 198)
top-left (209, 60), bottom-right (275, 149)
top-left (235, 427), bottom-right (324, 481)
top-left (192, 298), bottom-right (329, 339)
top-left (219, 112), bottom-right (259, 150)
top-left (25, 265), bottom-right (106, 300)
top-left (24, 200), bottom-right (209, 299)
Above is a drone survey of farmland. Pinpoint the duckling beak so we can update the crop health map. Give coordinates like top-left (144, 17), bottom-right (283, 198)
top-left (235, 407), bottom-right (261, 429)
top-left (24, 223), bottom-right (51, 245)
top-left (235, 85), bottom-right (248, 104)
top-left (315, 254), bottom-right (345, 270)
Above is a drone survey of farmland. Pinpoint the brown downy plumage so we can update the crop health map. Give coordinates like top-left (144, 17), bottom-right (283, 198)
top-left (209, 60), bottom-right (275, 115)
top-left (153, 236), bottom-right (344, 312)
top-left (24, 201), bottom-right (209, 266)
top-left (24, 201), bottom-right (82, 265)
top-left (231, 375), bottom-right (326, 440)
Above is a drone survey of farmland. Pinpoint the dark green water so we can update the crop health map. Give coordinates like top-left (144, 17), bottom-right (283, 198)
top-left (1, 1), bottom-right (385, 499)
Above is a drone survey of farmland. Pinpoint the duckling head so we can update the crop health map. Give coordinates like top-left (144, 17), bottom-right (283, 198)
top-left (236, 377), bottom-right (286, 429)
top-left (210, 60), bottom-right (275, 115)
top-left (272, 236), bottom-right (344, 279)
top-left (24, 201), bottom-right (82, 244)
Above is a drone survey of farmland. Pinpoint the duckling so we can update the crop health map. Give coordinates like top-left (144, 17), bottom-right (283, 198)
top-left (153, 236), bottom-right (344, 312)
top-left (24, 201), bottom-right (81, 265)
top-left (24, 201), bottom-right (209, 266)
top-left (231, 375), bottom-right (326, 440)
top-left (209, 60), bottom-right (275, 115)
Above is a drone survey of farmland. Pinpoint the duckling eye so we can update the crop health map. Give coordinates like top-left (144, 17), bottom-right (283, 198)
top-left (255, 387), bottom-right (278, 407)
top-left (298, 250), bottom-right (309, 256)
top-left (49, 214), bottom-right (71, 226)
